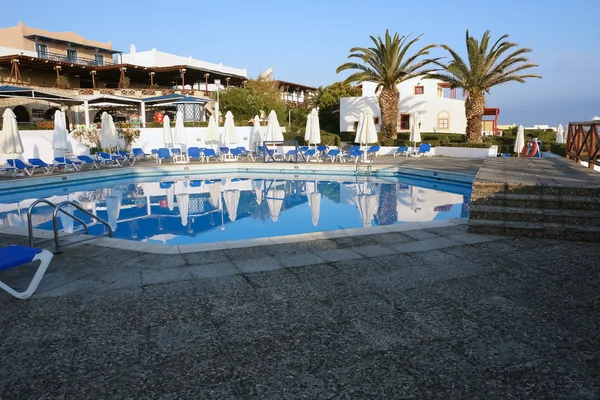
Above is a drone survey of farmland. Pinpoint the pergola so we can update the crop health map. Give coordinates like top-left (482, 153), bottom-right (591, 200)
top-left (144, 94), bottom-right (211, 122)
top-left (0, 84), bottom-right (82, 105)
top-left (81, 94), bottom-right (145, 126)
top-left (483, 108), bottom-right (500, 135)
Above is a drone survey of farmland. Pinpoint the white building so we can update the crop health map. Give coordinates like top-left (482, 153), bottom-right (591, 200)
top-left (340, 77), bottom-right (467, 134)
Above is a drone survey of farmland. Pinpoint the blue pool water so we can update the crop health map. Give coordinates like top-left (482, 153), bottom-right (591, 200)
top-left (0, 173), bottom-right (472, 245)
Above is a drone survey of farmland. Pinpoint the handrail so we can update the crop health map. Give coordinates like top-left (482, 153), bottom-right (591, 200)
top-left (27, 199), bottom-right (57, 247)
top-left (52, 201), bottom-right (113, 254)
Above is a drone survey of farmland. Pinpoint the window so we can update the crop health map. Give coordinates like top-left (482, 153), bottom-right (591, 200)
top-left (400, 114), bottom-right (410, 130)
top-left (38, 44), bottom-right (48, 58)
top-left (67, 49), bottom-right (77, 61)
top-left (414, 86), bottom-right (424, 95)
top-left (437, 111), bottom-right (450, 130)
top-left (373, 117), bottom-right (379, 125)
top-left (95, 54), bottom-right (104, 66)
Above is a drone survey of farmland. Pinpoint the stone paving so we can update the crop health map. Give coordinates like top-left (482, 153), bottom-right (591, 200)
top-left (1, 224), bottom-right (599, 399)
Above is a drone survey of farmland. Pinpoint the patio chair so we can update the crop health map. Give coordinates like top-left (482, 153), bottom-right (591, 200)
top-left (236, 147), bottom-right (255, 161)
top-left (115, 151), bottom-right (136, 166)
top-left (284, 149), bottom-right (298, 161)
top-left (299, 146), bottom-right (309, 153)
top-left (54, 157), bottom-right (82, 171)
top-left (317, 145), bottom-right (328, 154)
top-left (28, 158), bottom-right (57, 174)
top-left (151, 149), bottom-right (158, 160)
top-left (187, 147), bottom-right (203, 162)
top-left (7, 159), bottom-right (38, 176)
top-left (157, 148), bottom-right (174, 164)
top-left (1, 166), bottom-right (16, 177)
top-left (159, 181), bottom-right (174, 189)
top-left (77, 155), bottom-right (103, 169)
top-left (394, 146), bottom-right (410, 157)
top-left (202, 148), bottom-right (218, 162)
top-left (416, 143), bottom-right (432, 157)
top-left (303, 149), bottom-right (319, 162)
top-left (190, 180), bottom-right (202, 187)
top-left (367, 145), bottom-right (381, 157)
top-left (96, 152), bottom-right (125, 167)
top-left (0, 245), bottom-right (53, 299)
top-left (321, 149), bottom-right (341, 163)
top-left (132, 148), bottom-right (150, 160)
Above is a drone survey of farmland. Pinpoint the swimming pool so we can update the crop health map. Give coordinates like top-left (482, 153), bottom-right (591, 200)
top-left (0, 173), bottom-right (472, 245)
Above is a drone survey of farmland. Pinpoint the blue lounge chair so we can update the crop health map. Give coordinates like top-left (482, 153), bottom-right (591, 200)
top-left (28, 158), bottom-right (56, 174)
top-left (96, 152), bottom-right (124, 167)
top-left (54, 157), bottom-right (82, 171)
top-left (116, 150), bottom-right (136, 165)
top-left (7, 159), bottom-right (37, 176)
top-left (303, 149), bottom-right (318, 162)
top-left (157, 148), bottom-right (173, 164)
top-left (230, 148), bottom-right (243, 160)
top-left (236, 147), bottom-right (255, 161)
top-left (159, 181), bottom-right (173, 189)
top-left (0, 245), bottom-right (53, 299)
top-left (317, 145), bottom-right (328, 154)
top-left (284, 149), bottom-right (298, 161)
top-left (187, 147), bottom-right (203, 162)
top-left (416, 143), bottom-right (432, 157)
top-left (394, 146), bottom-right (409, 157)
top-left (202, 148), bottom-right (218, 162)
top-left (190, 180), bottom-right (202, 187)
top-left (321, 149), bottom-right (341, 163)
top-left (1, 166), bottom-right (16, 177)
top-left (132, 148), bottom-right (149, 159)
top-left (367, 145), bottom-right (380, 157)
top-left (77, 155), bottom-right (103, 169)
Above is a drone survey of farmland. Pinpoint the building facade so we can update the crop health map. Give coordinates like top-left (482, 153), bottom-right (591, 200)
top-left (340, 77), bottom-right (468, 134)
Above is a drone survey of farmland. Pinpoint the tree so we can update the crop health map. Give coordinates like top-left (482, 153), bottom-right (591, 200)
top-left (314, 82), bottom-right (361, 133)
top-left (214, 78), bottom-right (286, 123)
top-left (426, 30), bottom-right (541, 143)
top-left (336, 30), bottom-right (437, 138)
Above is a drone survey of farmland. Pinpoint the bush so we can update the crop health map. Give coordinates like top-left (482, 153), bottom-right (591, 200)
top-left (282, 131), bottom-right (341, 147)
top-left (550, 143), bottom-right (566, 156)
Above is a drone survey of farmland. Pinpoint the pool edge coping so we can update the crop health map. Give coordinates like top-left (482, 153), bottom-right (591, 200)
top-left (0, 218), bottom-right (469, 254)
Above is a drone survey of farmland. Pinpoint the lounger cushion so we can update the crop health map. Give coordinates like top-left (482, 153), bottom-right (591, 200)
top-left (0, 245), bottom-right (42, 271)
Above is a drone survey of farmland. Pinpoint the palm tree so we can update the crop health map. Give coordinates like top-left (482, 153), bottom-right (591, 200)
top-left (336, 30), bottom-right (438, 139)
top-left (427, 30), bottom-right (541, 143)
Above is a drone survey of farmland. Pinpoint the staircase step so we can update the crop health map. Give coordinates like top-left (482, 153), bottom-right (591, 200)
top-left (470, 205), bottom-right (600, 226)
top-left (471, 193), bottom-right (600, 211)
top-left (468, 219), bottom-right (600, 242)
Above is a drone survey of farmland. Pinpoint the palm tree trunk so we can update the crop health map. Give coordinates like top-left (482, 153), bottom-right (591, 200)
top-left (465, 92), bottom-right (485, 143)
top-left (379, 87), bottom-right (399, 140)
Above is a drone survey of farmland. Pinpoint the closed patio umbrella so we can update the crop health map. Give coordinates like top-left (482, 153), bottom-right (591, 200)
top-left (222, 111), bottom-right (237, 146)
top-left (253, 179), bottom-right (264, 205)
top-left (355, 108), bottom-right (378, 161)
top-left (105, 187), bottom-right (124, 232)
top-left (205, 115), bottom-right (219, 149)
top-left (409, 112), bottom-right (421, 150)
top-left (162, 115), bottom-right (173, 148)
top-left (52, 110), bottom-right (69, 159)
top-left (207, 180), bottom-right (222, 208)
top-left (309, 108), bottom-right (321, 150)
top-left (265, 110), bottom-right (284, 142)
top-left (58, 204), bottom-right (74, 234)
top-left (304, 109), bottom-right (313, 144)
top-left (556, 124), bottom-right (565, 144)
top-left (514, 125), bottom-right (525, 155)
top-left (100, 111), bottom-right (117, 150)
top-left (249, 115), bottom-right (262, 152)
top-left (174, 111), bottom-right (187, 151)
top-left (0, 108), bottom-right (24, 167)
top-left (223, 189), bottom-right (240, 222)
top-left (175, 180), bottom-right (189, 226)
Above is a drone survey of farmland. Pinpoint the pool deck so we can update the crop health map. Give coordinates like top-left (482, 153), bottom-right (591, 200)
top-left (1, 156), bottom-right (599, 398)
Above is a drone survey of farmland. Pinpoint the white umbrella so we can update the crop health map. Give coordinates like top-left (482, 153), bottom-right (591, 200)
top-left (265, 110), bottom-right (284, 142)
top-left (556, 124), bottom-right (565, 144)
top-left (308, 108), bottom-right (321, 149)
top-left (162, 115), bottom-right (173, 148)
top-left (250, 115), bottom-right (263, 152)
top-left (514, 125), bottom-right (525, 155)
top-left (253, 179), bottom-right (264, 205)
top-left (100, 112), bottom-right (117, 150)
top-left (354, 192), bottom-right (379, 227)
top-left (174, 180), bottom-right (189, 226)
top-left (304, 109), bottom-right (313, 143)
top-left (564, 124), bottom-right (570, 144)
top-left (222, 111), bottom-right (237, 146)
top-left (223, 189), bottom-right (240, 222)
top-left (205, 115), bottom-right (219, 149)
top-left (354, 108), bottom-right (378, 145)
top-left (409, 112), bottom-right (421, 148)
top-left (105, 187), bottom-right (124, 232)
top-left (166, 184), bottom-right (174, 211)
top-left (267, 189), bottom-right (285, 222)
top-left (0, 108), bottom-right (24, 167)
top-left (174, 111), bottom-right (187, 150)
top-left (52, 110), bottom-right (69, 159)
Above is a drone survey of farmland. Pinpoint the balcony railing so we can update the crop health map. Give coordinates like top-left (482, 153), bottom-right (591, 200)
top-left (37, 51), bottom-right (114, 67)
top-left (566, 121), bottom-right (600, 169)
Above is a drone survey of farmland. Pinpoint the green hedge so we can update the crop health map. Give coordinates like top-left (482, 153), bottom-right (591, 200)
top-left (282, 132), bottom-right (341, 147)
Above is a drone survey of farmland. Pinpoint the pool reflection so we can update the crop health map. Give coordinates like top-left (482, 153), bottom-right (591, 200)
top-left (0, 177), bottom-right (471, 245)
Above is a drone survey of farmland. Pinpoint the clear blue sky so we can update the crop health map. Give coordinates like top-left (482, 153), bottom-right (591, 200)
top-left (2, 0), bottom-right (598, 125)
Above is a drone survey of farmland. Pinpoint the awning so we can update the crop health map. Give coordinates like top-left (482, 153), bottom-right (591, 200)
top-left (0, 85), bottom-right (83, 105)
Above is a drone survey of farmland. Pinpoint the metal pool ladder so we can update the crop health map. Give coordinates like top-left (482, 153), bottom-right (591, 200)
top-left (354, 151), bottom-right (375, 176)
top-left (27, 199), bottom-right (113, 254)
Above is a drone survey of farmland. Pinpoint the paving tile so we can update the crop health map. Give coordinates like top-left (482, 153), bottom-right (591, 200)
top-left (232, 255), bottom-right (284, 273)
top-left (351, 244), bottom-right (396, 257)
top-left (189, 261), bottom-right (239, 278)
top-left (181, 250), bottom-right (228, 265)
top-left (313, 248), bottom-right (363, 263)
top-left (272, 252), bottom-right (325, 268)
top-left (388, 236), bottom-right (461, 253)
top-left (402, 229), bottom-right (442, 240)
top-left (141, 266), bottom-right (193, 286)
